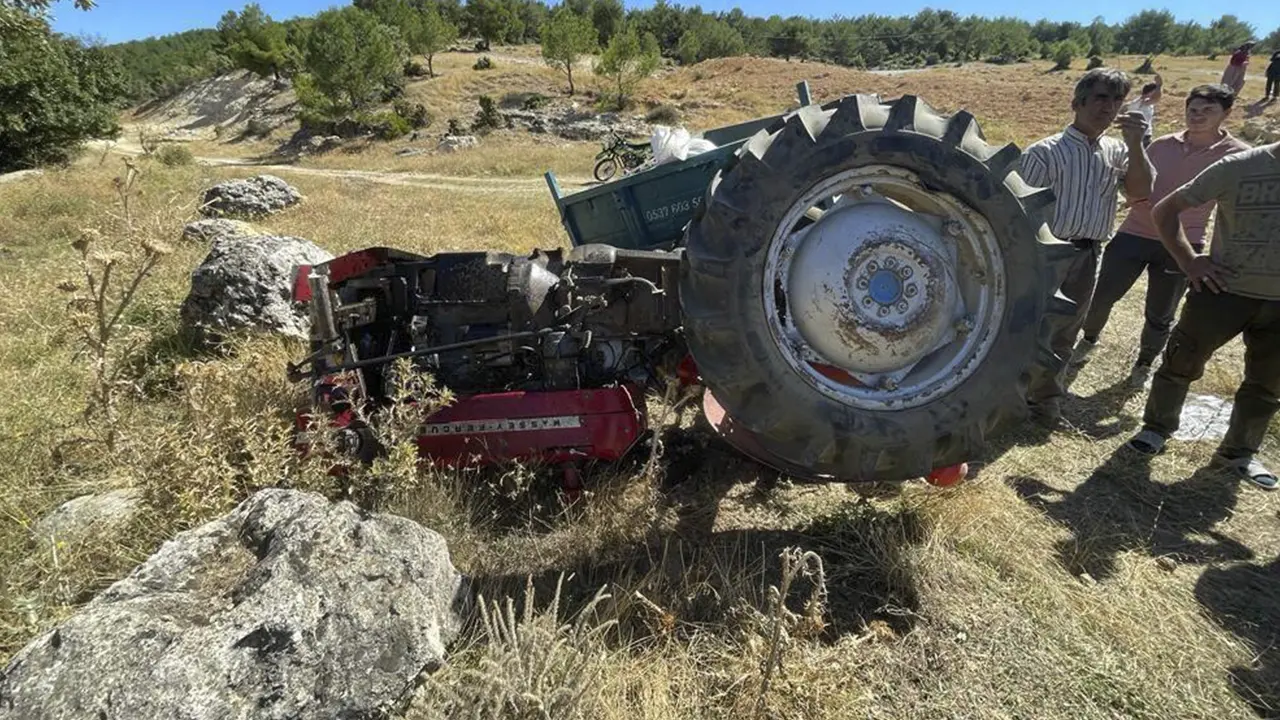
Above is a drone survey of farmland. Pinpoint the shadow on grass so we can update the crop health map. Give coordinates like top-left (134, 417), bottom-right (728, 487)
top-left (1064, 373), bottom-right (1145, 440)
top-left (1011, 448), bottom-right (1253, 581)
top-left (1196, 555), bottom-right (1280, 718)
top-left (460, 422), bottom-right (928, 646)
top-left (469, 502), bottom-right (927, 647)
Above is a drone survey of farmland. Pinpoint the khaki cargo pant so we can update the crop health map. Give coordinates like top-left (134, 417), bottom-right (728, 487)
top-left (1141, 289), bottom-right (1280, 460)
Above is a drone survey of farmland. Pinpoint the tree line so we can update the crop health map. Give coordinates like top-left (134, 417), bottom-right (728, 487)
top-left (102, 2), bottom-right (1274, 106)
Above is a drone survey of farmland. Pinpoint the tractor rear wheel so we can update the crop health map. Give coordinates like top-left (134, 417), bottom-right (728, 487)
top-left (679, 93), bottom-right (1076, 482)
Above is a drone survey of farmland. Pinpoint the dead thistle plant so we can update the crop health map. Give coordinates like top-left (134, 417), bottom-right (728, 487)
top-left (755, 546), bottom-right (828, 718)
top-left (56, 158), bottom-right (171, 455)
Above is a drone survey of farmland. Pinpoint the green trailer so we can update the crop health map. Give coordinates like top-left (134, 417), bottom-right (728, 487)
top-left (543, 81), bottom-right (815, 252)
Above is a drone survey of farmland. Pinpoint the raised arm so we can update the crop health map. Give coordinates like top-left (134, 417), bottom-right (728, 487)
top-left (1118, 116), bottom-right (1154, 199)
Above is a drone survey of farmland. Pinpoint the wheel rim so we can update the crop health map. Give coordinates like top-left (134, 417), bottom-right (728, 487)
top-left (762, 164), bottom-right (1007, 411)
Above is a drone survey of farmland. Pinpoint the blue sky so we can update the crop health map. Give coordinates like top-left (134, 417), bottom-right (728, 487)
top-left (48, 0), bottom-right (1280, 45)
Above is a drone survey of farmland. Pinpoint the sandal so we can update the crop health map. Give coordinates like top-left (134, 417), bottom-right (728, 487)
top-left (1211, 455), bottom-right (1279, 491)
top-left (1126, 429), bottom-right (1167, 456)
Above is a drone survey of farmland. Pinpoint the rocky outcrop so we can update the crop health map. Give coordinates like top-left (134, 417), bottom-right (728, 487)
top-left (503, 106), bottom-right (648, 141)
top-left (198, 175), bottom-right (303, 219)
top-left (179, 233), bottom-right (332, 342)
top-left (0, 489), bottom-right (468, 720)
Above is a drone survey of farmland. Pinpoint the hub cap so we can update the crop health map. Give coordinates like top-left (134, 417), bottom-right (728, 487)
top-left (763, 165), bottom-right (1007, 410)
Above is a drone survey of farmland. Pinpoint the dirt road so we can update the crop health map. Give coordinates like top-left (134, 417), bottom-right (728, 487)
top-left (88, 139), bottom-right (596, 196)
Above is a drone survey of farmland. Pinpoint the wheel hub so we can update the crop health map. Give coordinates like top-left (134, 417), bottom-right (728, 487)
top-left (763, 164), bottom-right (1007, 410)
top-left (786, 203), bottom-right (959, 375)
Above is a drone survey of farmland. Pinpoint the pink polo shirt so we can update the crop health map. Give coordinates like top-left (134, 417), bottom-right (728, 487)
top-left (1118, 130), bottom-right (1251, 246)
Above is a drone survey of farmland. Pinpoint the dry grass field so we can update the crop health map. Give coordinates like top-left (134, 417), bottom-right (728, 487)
top-left (3, 46), bottom-right (1280, 719)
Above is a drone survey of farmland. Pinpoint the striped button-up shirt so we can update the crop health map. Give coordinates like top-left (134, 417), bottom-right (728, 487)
top-left (1019, 125), bottom-right (1132, 241)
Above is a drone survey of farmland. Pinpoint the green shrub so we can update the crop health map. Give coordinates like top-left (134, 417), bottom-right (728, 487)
top-left (154, 144), bottom-right (194, 166)
top-left (0, 22), bottom-right (128, 172)
top-left (1052, 41), bottom-right (1079, 71)
top-left (471, 95), bottom-right (506, 134)
top-left (393, 100), bottom-right (431, 129)
top-left (473, 55), bottom-right (495, 70)
top-left (1087, 55), bottom-right (1104, 70)
top-left (367, 110), bottom-right (412, 140)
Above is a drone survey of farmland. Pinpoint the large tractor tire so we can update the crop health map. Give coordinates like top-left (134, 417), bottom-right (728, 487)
top-left (679, 93), bottom-right (1077, 483)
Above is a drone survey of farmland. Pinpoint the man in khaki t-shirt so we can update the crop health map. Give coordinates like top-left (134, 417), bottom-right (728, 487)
top-left (1127, 142), bottom-right (1280, 490)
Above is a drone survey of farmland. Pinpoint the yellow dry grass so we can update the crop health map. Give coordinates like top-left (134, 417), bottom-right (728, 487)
top-left (2, 48), bottom-right (1280, 720)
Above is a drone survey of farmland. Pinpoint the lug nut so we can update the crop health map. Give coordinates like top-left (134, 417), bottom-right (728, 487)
top-left (943, 220), bottom-right (963, 237)
top-left (881, 377), bottom-right (899, 391)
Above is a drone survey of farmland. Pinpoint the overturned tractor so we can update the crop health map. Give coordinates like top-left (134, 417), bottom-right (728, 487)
top-left (287, 87), bottom-right (1075, 490)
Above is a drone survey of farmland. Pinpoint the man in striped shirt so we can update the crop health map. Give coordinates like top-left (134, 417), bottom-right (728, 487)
top-left (1019, 67), bottom-right (1155, 426)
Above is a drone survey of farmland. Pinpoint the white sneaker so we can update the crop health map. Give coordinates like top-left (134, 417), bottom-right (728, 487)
top-left (1070, 337), bottom-right (1097, 366)
top-left (1128, 363), bottom-right (1153, 389)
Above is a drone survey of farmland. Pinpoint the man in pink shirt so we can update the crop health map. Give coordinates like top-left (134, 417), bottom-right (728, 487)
top-left (1070, 84), bottom-right (1251, 388)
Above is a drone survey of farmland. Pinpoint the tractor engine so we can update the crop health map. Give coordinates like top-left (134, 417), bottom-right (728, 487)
top-left (288, 243), bottom-right (686, 477)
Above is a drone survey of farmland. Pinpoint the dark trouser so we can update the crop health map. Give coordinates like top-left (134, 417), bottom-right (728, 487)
top-left (1142, 290), bottom-right (1280, 460)
top-left (1028, 238), bottom-right (1101, 405)
top-left (1268, 74), bottom-right (1280, 97)
top-left (1080, 231), bottom-right (1191, 367)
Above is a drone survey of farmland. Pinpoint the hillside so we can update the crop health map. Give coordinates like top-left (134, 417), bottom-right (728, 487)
top-left (3, 44), bottom-right (1280, 720)
top-left (116, 46), bottom-right (1280, 177)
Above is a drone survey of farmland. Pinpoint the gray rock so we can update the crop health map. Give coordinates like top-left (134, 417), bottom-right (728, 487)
top-left (179, 234), bottom-right (333, 342)
top-left (303, 135), bottom-right (341, 154)
top-left (199, 174), bottom-right (303, 219)
top-left (396, 147), bottom-right (428, 157)
top-left (438, 135), bottom-right (478, 152)
top-left (30, 488), bottom-right (142, 548)
top-left (0, 489), bottom-right (468, 720)
top-left (180, 218), bottom-right (259, 244)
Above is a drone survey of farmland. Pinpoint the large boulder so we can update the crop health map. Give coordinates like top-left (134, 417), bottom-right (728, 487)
top-left (179, 233), bottom-right (333, 342)
top-left (0, 489), bottom-right (468, 720)
top-left (199, 174), bottom-right (303, 219)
